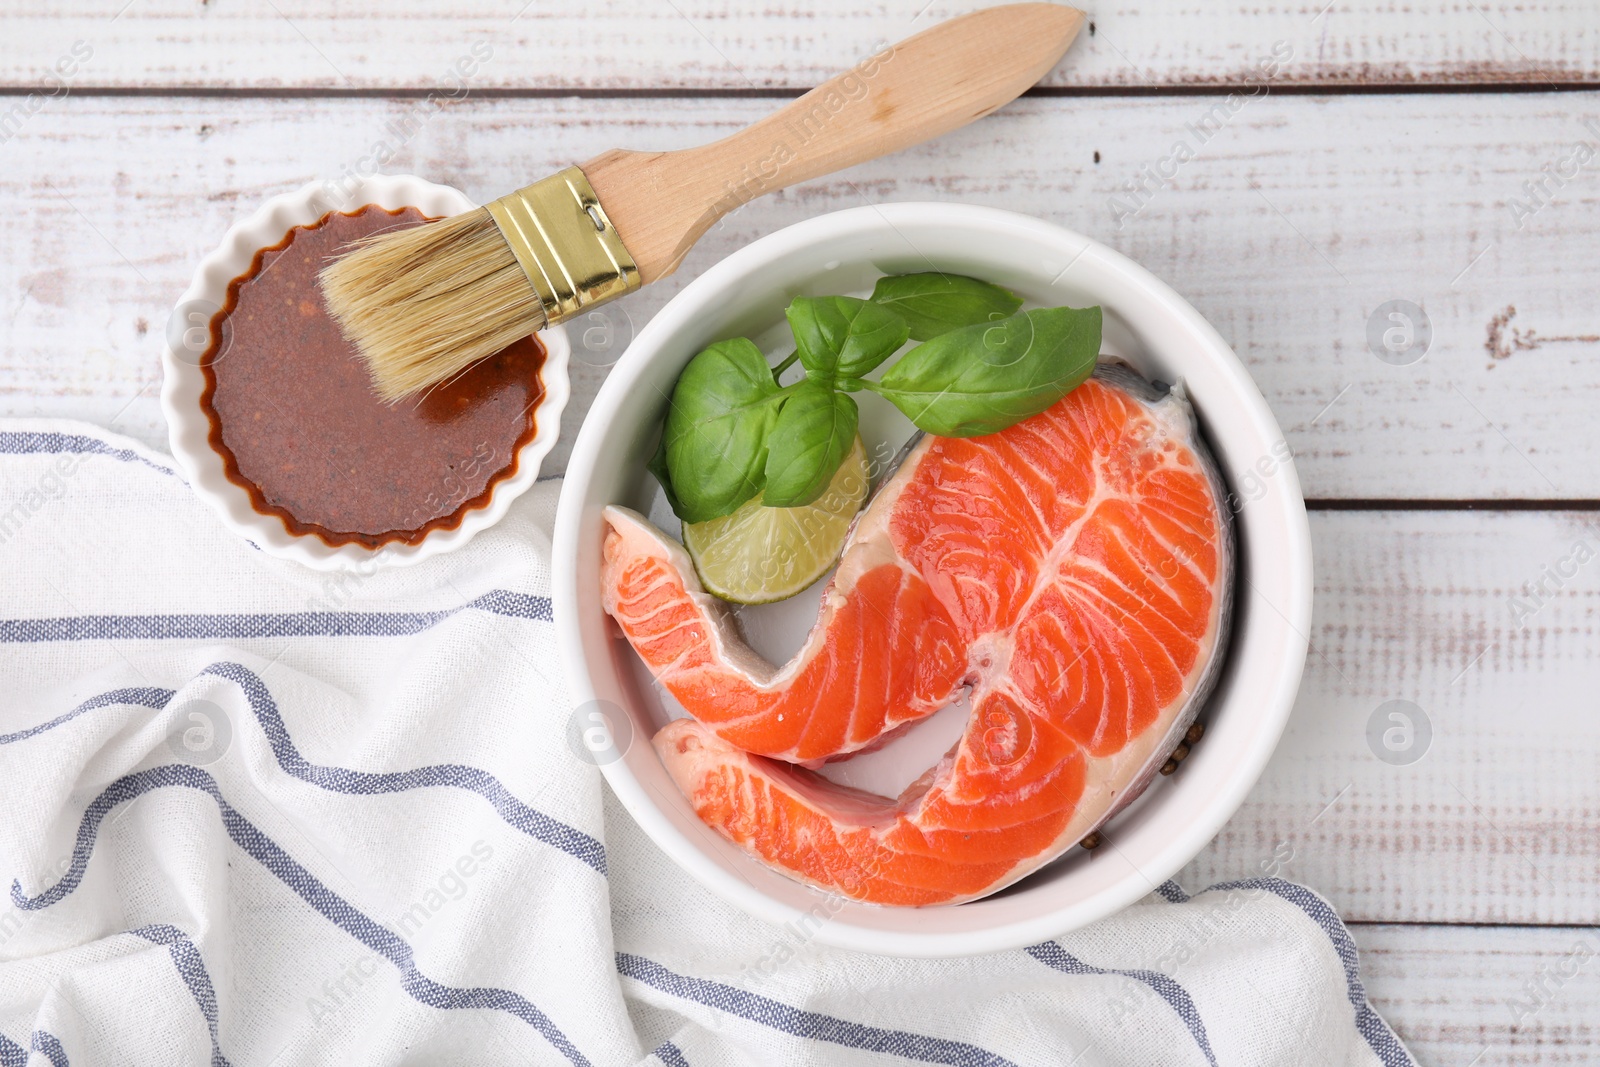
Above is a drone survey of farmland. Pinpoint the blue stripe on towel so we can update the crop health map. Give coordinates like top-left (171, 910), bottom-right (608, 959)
top-left (0, 431), bottom-right (174, 477)
top-left (0, 666), bottom-right (605, 877)
top-left (1207, 879), bottom-right (1415, 1067)
top-left (1162, 878), bottom-right (1416, 1067)
top-left (31, 1031), bottom-right (69, 1067)
top-left (652, 1041), bottom-right (691, 1067)
top-left (0, 1031), bottom-right (68, 1067)
top-left (10, 763), bottom-right (591, 1067)
top-left (1026, 942), bottom-right (1217, 1067)
top-left (206, 662), bottom-right (606, 876)
top-left (133, 925), bottom-right (232, 1067)
top-left (0, 590), bottom-right (552, 643)
top-left (616, 953), bottom-right (1019, 1067)
top-left (0, 687), bottom-right (176, 744)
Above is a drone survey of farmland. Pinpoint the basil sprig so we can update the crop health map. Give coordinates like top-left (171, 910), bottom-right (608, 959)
top-left (764, 381), bottom-right (859, 507)
top-left (866, 307), bottom-right (1101, 438)
top-left (655, 273), bottom-right (1101, 523)
top-left (869, 273), bottom-right (1022, 341)
top-left (787, 296), bottom-right (909, 381)
top-left (661, 338), bottom-right (782, 524)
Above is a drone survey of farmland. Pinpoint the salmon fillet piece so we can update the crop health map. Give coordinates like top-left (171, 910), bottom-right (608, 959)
top-left (603, 364), bottom-right (1233, 905)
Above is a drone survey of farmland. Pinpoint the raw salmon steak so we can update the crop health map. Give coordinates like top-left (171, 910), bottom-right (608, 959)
top-left (602, 363), bottom-right (1233, 905)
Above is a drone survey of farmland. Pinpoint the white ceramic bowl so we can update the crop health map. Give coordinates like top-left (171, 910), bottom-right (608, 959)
top-left (160, 174), bottom-right (570, 571)
top-left (553, 203), bottom-right (1312, 957)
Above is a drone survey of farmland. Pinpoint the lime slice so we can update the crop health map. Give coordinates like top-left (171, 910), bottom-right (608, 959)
top-left (683, 438), bottom-right (869, 605)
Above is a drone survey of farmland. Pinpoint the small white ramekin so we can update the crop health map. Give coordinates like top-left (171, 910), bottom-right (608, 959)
top-left (160, 174), bottom-right (570, 571)
top-left (553, 203), bottom-right (1313, 957)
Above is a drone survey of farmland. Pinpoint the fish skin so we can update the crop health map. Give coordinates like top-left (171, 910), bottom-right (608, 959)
top-left (610, 363), bottom-right (1234, 905)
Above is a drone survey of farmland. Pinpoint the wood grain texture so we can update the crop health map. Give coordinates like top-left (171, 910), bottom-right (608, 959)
top-left (2, 93), bottom-right (1597, 498)
top-left (2, 0), bottom-right (1596, 91)
top-left (1174, 509), bottom-right (1600, 926)
top-left (1355, 923), bottom-right (1600, 1065)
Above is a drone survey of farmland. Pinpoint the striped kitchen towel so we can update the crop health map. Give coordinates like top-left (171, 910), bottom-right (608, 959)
top-left (0, 420), bottom-right (1415, 1067)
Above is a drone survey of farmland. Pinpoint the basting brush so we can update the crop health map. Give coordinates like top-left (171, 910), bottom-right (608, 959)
top-left (320, 3), bottom-right (1085, 402)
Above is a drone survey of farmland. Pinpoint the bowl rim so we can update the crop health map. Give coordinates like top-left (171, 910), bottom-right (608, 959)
top-left (159, 173), bottom-right (571, 572)
top-left (554, 202), bottom-right (1313, 956)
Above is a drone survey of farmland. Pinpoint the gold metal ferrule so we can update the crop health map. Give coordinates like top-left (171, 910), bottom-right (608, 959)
top-left (485, 166), bottom-right (640, 326)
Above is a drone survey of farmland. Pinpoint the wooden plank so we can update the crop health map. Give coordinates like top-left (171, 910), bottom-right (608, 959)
top-left (1, 0), bottom-right (1596, 92)
top-left (2, 93), bottom-right (1597, 498)
top-left (1175, 508), bottom-right (1600, 926)
top-left (1354, 923), bottom-right (1600, 1066)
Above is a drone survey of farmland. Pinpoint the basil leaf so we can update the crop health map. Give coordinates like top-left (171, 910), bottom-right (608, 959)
top-left (869, 306), bottom-right (1101, 438)
top-left (762, 382), bottom-right (859, 508)
top-left (785, 296), bottom-right (909, 381)
top-left (869, 273), bottom-right (1023, 341)
top-left (664, 337), bottom-right (782, 522)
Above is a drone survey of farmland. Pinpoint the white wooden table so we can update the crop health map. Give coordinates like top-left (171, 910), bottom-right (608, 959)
top-left (5, 3), bottom-right (1598, 1061)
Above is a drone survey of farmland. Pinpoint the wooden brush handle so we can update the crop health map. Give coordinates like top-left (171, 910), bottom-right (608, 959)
top-left (582, 4), bottom-right (1085, 284)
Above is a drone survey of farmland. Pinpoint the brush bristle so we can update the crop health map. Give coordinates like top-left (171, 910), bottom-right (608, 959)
top-left (319, 208), bottom-right (546, 402)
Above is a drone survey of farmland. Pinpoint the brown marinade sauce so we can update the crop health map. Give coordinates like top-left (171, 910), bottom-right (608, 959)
top-left (199, 205), bottom-right (545, 548)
